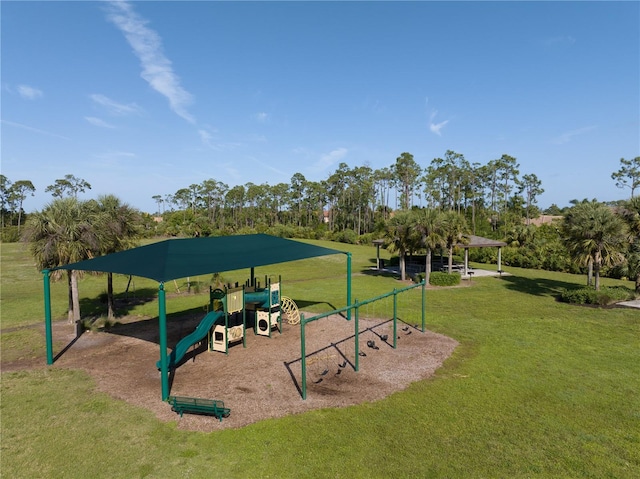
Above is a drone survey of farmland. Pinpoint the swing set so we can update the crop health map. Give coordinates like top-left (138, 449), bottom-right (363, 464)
top-left (298, 280), bottom-right (427, 399)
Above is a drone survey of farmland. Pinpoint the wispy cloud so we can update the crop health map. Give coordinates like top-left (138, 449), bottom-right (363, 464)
top-left (542, 35), bottom-right (576, 47)
top-left (90, 94), bottom-right (141, 116)
top-left (553, 125), bottom-right (597, 145)
top-left (309, 147), bottom-right (348, 173)
top-left (17, 84), bottom-right (43, 100)
top-left (105, 1), bottom-right (195, 123)
top-left (1, 119), bottom-right (70, 140)
top-left (252, 112), bottom-right (269, 122)
top-left (198, 126), bottom-right (242, 151)
top-left (426, 97), bottom-right (450, 136)
top-left (85, 116), bottom-right (116, 128)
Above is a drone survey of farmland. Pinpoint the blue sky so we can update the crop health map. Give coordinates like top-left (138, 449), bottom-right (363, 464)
top-left (2, 1), bottom-right (639, 214)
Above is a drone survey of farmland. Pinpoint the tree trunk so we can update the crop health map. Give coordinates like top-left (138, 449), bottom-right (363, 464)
top-left (71, 270), bottom-right (81, 321)
top-left (587, 258), bottom-right (593, 287)
top-left (594, 261), bottom-right (601, 291)
top-left (448, 246), bottom-right (454, 274)
top-left (399, 251), bottom-right (406, 281)
top-left (67, 271), bottom-right (74, 323)
top-left (635, 272), bottom-right (640, 294)
top-left (107, 272), bottom-right (115, 320)
top-left (425, 248), bottom-right (432, 285)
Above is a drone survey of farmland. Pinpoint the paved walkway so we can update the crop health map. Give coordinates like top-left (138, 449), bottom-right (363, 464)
top-left (376, 266), bottom-right (508, 278)
top-left (618, 299), bottom-right (640, 309)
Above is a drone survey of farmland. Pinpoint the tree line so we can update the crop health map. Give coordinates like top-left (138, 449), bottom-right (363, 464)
top-left (149, 151), bottom-right (549, 238)
top-left (3, 155), bottom-right (639, 325)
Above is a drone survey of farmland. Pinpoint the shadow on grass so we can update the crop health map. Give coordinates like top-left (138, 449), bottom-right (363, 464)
top-left (102, 306), bottom-right (208, 347)
top-left (79, 288), bottom-right (158, 320)
top-left (498, 275), bottom-right (578, 298)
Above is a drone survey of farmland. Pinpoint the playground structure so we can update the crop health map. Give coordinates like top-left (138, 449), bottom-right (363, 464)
top-left (298, 280), bottom-right (426, 400)
top-left (158, 276), bottom-right (297, 369)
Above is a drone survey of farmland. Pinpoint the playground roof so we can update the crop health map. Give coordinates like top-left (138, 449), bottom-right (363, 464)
top-left (457, 235), bottom-right (507, 248)
top-left (53, 234), bottom-right (344, 283)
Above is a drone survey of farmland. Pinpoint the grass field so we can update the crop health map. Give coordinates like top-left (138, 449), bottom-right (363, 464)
top-left (1, 239), bottom-right (639, 478)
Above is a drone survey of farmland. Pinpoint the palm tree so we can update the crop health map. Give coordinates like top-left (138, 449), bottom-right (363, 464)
top-left (441, 211), bottom-right (470, 274)
top-left (384, 211), bottom-right (415, 281)
top-left (413, 208), bottom-right (445, 284)
top-left (22, 198), bottom-right (100, 322)
top-left (618, 197), bottom-right (640, 293)
top-left (90, 195), bottom-right (141, 319)
top-left (563, 202), bottom-right (627, 290)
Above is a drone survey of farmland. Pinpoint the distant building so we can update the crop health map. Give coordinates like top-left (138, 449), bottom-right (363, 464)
top-left (527, 215), bottom-right (563, 227)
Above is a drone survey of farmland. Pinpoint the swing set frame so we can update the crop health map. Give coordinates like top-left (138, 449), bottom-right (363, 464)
top-left (299, 280), bottom-right (426, 400)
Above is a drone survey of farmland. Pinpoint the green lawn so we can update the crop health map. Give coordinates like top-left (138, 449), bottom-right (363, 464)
top-left (1, 239), bottom-right (639, 478)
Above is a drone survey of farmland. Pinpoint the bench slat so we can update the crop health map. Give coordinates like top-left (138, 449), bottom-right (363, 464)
top-left (168, 396), bottom-right (230, 421)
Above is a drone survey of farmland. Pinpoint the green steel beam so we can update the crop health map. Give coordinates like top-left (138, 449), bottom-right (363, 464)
top-left (43, 270), bottom-right (54, 365)
top-left (158, 283), bottom-right (169, 401)
top-left (346, 253), bottom-right (352, 320)
top-left (301, 314), bottom-right (307, 400)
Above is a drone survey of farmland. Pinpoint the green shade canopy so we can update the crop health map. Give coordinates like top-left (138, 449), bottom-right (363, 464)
top-left (53, 234), bottom-right (344, 282)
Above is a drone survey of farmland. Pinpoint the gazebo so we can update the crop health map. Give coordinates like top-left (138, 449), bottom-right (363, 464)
top-left (457, 235), bottom-right (507, 275)
top-left (43, 234), bottom-right (350, 400)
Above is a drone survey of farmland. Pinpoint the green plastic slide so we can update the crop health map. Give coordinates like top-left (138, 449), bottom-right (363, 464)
top-left (157, 311), bottom-right (224, 369)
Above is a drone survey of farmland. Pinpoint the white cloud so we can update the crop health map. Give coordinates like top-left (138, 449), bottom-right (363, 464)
top-left (553, 125), bottom-right (597, 145)
top-left (252, 112), bottom-right (269, 122)
top-left (17, 85), bottom-right (43, 100)
top-left (1, 119), bottom-right (70, 140)
top-left (425, 97), bottom-right (450, 136)
top-left (543, 35), bottom-right (576, 47)
top-left (429, 110), bottom-right (449, 136)
top-left (90, 94), bottom-right (141, 116)
top-left (85, 116), bottom-right (116, 128)
top-left (105, 0), bottom-right (195, 123)
top-left (310, 147), bottom-right (348, 173)
top-left (198, 127), bottom-right (242, 151)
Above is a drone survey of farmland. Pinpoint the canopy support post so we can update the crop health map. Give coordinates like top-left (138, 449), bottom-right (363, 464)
top-left (158, 283), bottom-right (169, 401)
top-left (346, 253), bottom-right (352, 320)
top-left (43, 270), bottom-right (54, 365)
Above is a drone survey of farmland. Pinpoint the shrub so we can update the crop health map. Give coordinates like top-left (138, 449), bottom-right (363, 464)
top-left (429, 271), bottom-right (461, 287)
top-left (560, 286), bottom-right (636, 305)
top-left (332, 229), bottom-right (357, 244)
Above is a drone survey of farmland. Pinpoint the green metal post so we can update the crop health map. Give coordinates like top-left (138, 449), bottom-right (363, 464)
top-left (421, 279), bottom-right (426, 332)
top-left (43, 270), bottom-right (54, 365)
top-left (354, 301), bottom-right (359, 371)
top-left (242, 287), bottom-right (247, 348)
top-left (278, 274), bottom-right (282, 334)
top-left (393, 289), bottom-right (398, 349)
top-left (301, 314), bottom-right (306, 400)
top-left (346, 253), bottom-right (352, 320)
top-left (158, 283), bottom-right (169, 401)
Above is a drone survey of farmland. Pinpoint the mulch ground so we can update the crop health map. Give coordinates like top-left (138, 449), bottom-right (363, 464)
top-left (5, 310), bottom-right (458, 432)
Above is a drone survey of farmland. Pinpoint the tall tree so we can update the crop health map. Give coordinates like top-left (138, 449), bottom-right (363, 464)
top-left (22, 198), bottom-right (100, 322)
top-left (152, 195), bottom-right (164, 215)
top-left (519, 173), bottom-right (544, 225)
top-left (91, 195), bottom-right (141, 319)
top-left (8, 180), bottom-right (36, 234)
top-left (413, 208), bottom-right (445, 284)
top-left (0, 175), bottom-right (11, 228)
top-left (441, 211), bottom-right (470, 274)
top-left (393, 152), bottom-right (422, 211)
top-left (384, 211), bottom-right (415, 281)
top-left (290, 173), bottom-right (307, 227)
top-left (618, 197), bottom-right (640, 292)
top-left (611, 156), bottom-right (640, 198)
top-left (45, 174), bottom-right (91, 199)
top-left (563, 201), bottom-right (626, 290)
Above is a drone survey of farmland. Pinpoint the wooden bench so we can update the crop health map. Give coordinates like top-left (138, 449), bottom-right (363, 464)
top-left (168, 396), bottom-right (231, 421)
